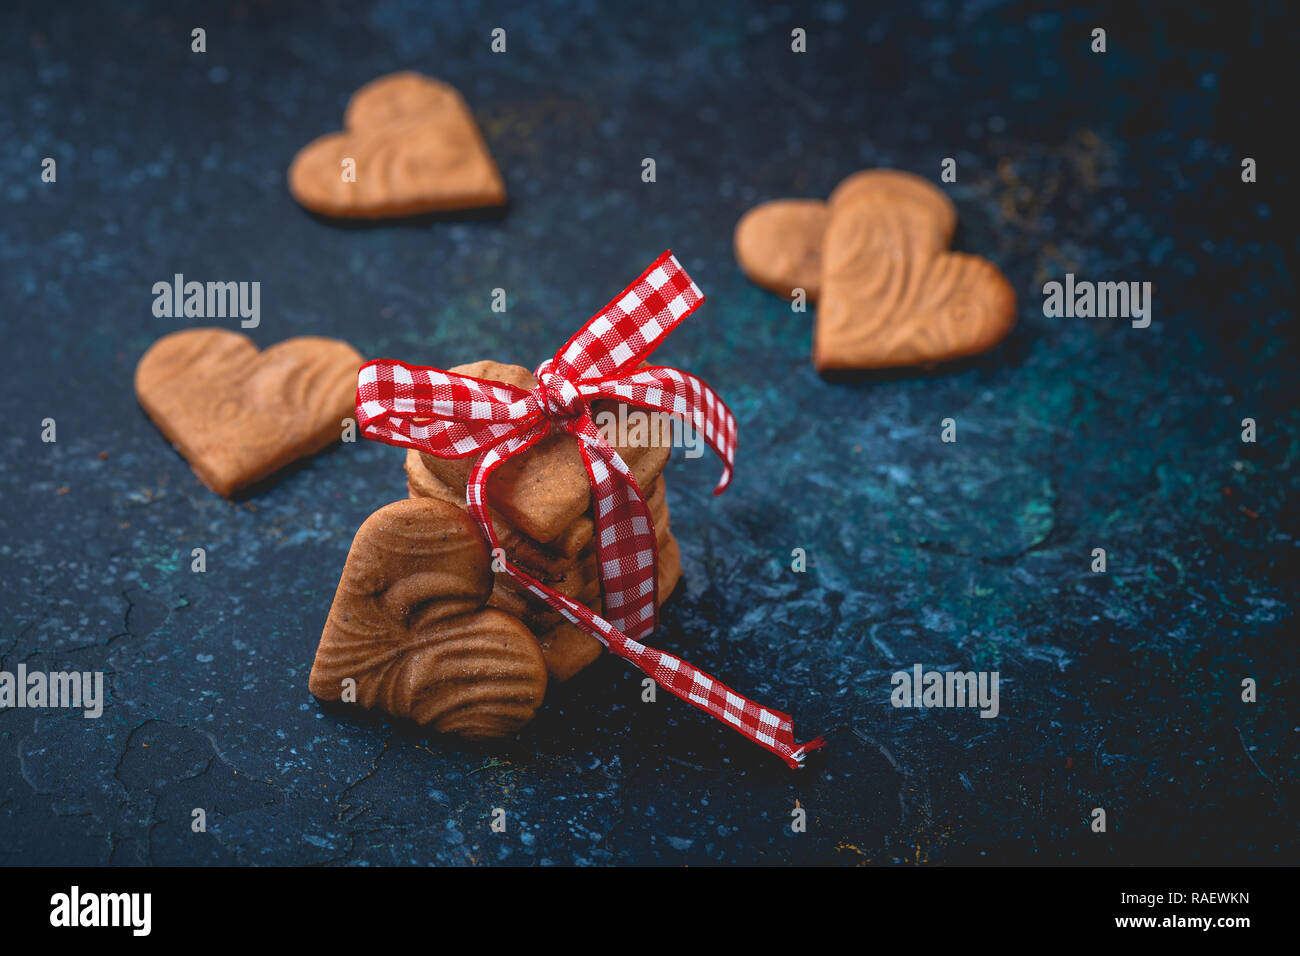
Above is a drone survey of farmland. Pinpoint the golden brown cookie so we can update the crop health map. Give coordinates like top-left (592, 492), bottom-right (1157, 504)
top-left (815, 169), bottom-right (1016, 370)
top-left (405, 448), bottom-right (582, 575)
top-left (734, 199), bottom-right (828, 300)
top-left (532, 621), bottom-right (606, 683)
top-left (656, 533), bottom-right (682, 604)
top-left (488, 557), bottom-right (598, 624)
top-left (421, 361), bottom-right (673, 544)
top-left (828, 168), bottom-right (958, 232)
top-left (489, 480), bottom-right (671, 630)
top-left (135, 328), bottom-right (362, 497)
top-left (535, 532), bottom-right (683, 681)
top-left (288, 72), bottom-right (506, 219)
top-left (410, 450), bottom-right (668, 582)
top-left (308, 498), bottom-right (547, 738)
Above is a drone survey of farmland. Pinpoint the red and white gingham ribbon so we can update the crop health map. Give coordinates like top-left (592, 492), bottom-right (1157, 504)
top-left (356, 251), bottom-right (824, 768)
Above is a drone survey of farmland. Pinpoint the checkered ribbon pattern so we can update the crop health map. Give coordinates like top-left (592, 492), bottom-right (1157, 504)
top-left (356, 251), bottom-right (825, 768)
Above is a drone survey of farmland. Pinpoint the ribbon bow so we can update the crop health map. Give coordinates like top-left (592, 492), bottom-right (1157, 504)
top-left (356, 251), bottom-right (824, 768)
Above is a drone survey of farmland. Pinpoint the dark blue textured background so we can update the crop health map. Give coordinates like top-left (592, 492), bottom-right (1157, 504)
top-left (1, 0), bottom-right (1295, 865)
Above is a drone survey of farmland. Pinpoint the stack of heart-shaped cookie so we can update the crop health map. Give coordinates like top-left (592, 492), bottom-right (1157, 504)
top-left (401, 361), bottom-right (681, 683)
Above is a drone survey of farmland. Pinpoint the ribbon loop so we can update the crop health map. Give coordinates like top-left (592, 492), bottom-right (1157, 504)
top-left (355, 251), bottom-right (824, 768)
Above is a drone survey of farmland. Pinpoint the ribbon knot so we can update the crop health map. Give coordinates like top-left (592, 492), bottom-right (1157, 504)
top-left (532, 361), bottom-right (584, 421)
top-left (355, 251), bottom-right (824, 769)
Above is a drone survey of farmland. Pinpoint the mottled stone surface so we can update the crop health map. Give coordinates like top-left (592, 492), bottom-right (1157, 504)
top-left (0, 0), bottom-right (1294, 865)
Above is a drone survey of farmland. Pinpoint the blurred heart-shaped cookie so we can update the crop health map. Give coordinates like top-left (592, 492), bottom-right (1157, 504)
top-left (814, 169), bottom-right (1016, 370)
top-left (135, 328), bottom-right (362, 497)
top-left (733, 199), bottom-right (828, 300)
top-left (288, 71), bottom-right (506, 219)
top-left (309, 498), bottom-right (547, 738)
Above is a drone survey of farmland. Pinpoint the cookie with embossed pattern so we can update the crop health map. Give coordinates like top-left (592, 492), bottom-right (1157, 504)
top-left (288, 71), bottom-right (506, 219)
top-left (814, 169), bottom-right (1016, 370)
top-left (309, 497), bottom-right (547, 738)
top-left (135, 328), bottom-right (362, 497)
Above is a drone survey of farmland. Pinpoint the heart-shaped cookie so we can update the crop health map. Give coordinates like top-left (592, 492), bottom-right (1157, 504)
top-left (135, 328), bottom-right (362, 497)
top-left (420, 361), bottom-right (673, 545)
top-left (814, 169), bottom-right (1016, 370)
top-left (288, 71), bottom-right (506, 219)
top-left (404, 447), bottom-right (588, 573)
top-left (733, 199), bottom-right (828, 300)
top-left (309, 497), bottom-right (547, 738)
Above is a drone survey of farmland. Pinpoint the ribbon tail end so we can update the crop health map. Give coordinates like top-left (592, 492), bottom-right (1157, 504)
top-left (786, 736), bottom-right (828, 769)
